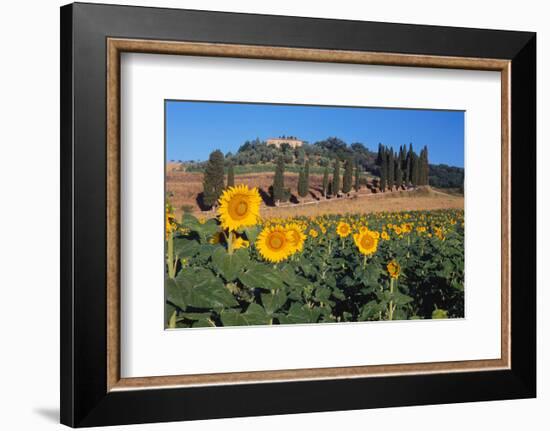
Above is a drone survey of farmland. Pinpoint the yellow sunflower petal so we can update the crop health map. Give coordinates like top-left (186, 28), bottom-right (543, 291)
top-left (217, 185), bottom-right (262, 231)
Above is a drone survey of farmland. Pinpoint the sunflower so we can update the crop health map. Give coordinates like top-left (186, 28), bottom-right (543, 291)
top-left (336, 221), bottom-right (352, 238)
top-left (353, 230), bottom-right (379, 256)
top-left (165, 205), bottom-right (177, 239)
top-left (387, 260), bottom-right (401, 279)
top-left (217, 185), bottom-right (262, 231)
top-left (256, 225), bottom-right (294, 263)
top-left (233, 236), bottom-right (250, 250)
top-left (309, 228), bottom-right (319, 238)
top-left (381, 231), bottom-right (390, 241)
top-left (209, 231), bottom-right (224, 245)
top-left (285, 223), bottom-right (306, 252)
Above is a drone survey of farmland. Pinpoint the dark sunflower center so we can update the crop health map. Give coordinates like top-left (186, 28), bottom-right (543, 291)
top-left (231, 199), bottom-right (248, 218)
top-left (268, 234), bottom-right (284, 250)
top-left (361, 235), bottom-right (373, 249)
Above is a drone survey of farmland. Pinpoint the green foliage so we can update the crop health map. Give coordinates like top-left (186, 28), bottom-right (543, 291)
top-left (432, 308), bottom-right (449, 319)
top-left (167, 209), bottom-right (464, 328)
top-left (396, 158), bottom-right (403, 189)
top-left (297, 164), bottom-right (309, 198)
top-left (412, 154), bottom-right (420, 186)
top-left (304, 160), bottom-right (310, 194)
top-left (380, 150), bottom-right (387, 192)
top-left (322, 166), bottom-right (329, 197)
top-left (342, 157), bottom-right (353, 194)
top-left (332, 159), bottom-right (340, 196)
top-left (272, 155), bottom-right (285, 203)
top-left (202, 150), bottom-right (225, 207)
top-left (388, 149), bottom-right (395, 190)
top-left (226, 161), bottom-right (235, 188)
top-left (354, 163), bottom-right (361, 192)
top-left (188, 138), bottom-right (460, 189)
top-left (429, 164), bottom-right (464, 189)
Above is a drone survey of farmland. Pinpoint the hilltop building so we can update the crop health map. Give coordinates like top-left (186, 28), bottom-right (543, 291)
top-left (266, 136), bottom-right (304, 149)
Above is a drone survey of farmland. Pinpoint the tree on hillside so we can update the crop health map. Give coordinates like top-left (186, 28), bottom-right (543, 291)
top-left (296, 147), bottom-right (306, 165)
top-left (396, 158), bottom-right (403, 189)
top-left (419, 145), bottom-right (429, 186)
top-left (272, 155), bottom-right (285, 206)
top-left (332, 159), bottom-right (341, 197)
top-left (304, 160), bottom-right (310, 194)
top-left (376, 143), bottom-right (384, 166)
top-left (322, 165), bottom-right (329, 198)
top-left (226, 161), bottom-right (235, 188)
top-left (406, 143), bottom-right (414, 185)
top-left (380, 151), bottom-right (387, 192)
top-left (298, 167), bottom-right (308, 199)
top-left (388, 149), bottom-right (395, 191)
top-left (405, 150), bottom-right (411, 187)
top-left (202, 150), bottom-right (225, 208)
top-left (354, 162), bottom-right (361, 192)
top-left (342, 157), bottom-right (353, 195)
top-left (412, 154), bottom-right (420, 186)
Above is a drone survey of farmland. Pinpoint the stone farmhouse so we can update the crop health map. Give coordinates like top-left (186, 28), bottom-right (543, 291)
top-left (266, 136), bottom-right (304, 149)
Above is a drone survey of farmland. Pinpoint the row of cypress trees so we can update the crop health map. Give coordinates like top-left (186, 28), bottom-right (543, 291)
top-left (272, 155), bottom-right (362, 206)
top-left (376, 143), bottom-right (429, 192)
top-left (202, 144), bottom-right (428, 209)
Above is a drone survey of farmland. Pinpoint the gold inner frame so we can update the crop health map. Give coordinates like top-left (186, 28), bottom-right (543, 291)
top-left (106, 38), bottom-right (511, 392)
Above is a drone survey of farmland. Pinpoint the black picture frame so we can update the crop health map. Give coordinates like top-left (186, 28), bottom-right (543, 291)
top-left (60, 2), bottom-right (536, 427)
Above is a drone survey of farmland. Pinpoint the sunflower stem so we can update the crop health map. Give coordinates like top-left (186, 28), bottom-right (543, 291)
top-left (227, 231), bottom-right (234, 255)
top-left (388, 278), bottom-right (394, 320)
top-left (167, 232), bottom-right (176, 278)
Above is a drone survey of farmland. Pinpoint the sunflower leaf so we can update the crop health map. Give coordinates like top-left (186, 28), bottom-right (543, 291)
top-left (174, 268), bottom-right (238, 309)
top-left (211, 247), bottom-right (250, 281)
top-left (238, 263), bottom-right (285, 291)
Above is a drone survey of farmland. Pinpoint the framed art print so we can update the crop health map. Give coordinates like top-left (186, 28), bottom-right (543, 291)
top-left (60, 3), bottom-right (536, 427)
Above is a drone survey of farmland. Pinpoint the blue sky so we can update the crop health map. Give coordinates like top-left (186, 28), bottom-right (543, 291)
top-left (166, 100), bottom-right (464, 167)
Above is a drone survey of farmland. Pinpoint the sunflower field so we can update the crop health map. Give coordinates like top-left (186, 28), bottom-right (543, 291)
top-left (165, 185), bottom-right (464, 328)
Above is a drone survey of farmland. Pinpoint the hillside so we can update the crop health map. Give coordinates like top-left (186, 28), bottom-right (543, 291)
top-left (172, 137), bottom-right (464, 189)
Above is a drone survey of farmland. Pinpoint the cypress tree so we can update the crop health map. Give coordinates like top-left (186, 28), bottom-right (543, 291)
top-left (423, 145), bottom-right (429, 185)
top-left (421, 148), bottom-right (426, 185)
top-left (354, 162), bottom-right (361, 192)
top-left (376, 143), bottom-right (384, 166)
top-left (396, 159), bottom-right (403, 189)
top-left (332, 159), bottom-right (340, 197)
top-left (412, 154), bottom-right (420, 186)
top-left (304, 159), bottom-right (310, 194)
top-left (407, 143), bottom-right (414, 184)
top-left (272, 155), bottom-right (285, 205)
top-left (202, 150), bottom-right (225, 208)
top-left (298, 167), bottom-right (308, 198)
top-left (226, 161), bottom-right (235, 188)
top-left (380, 151), bottom-right (387, 192)
top-left (405, 152), bottom-right (411, 187)
top-left (388, 149), bottom-right (395, 191)
top-left (342, 157), bottom-right (353, 195)
top-left (322, 165), bottom-right (329, 198)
